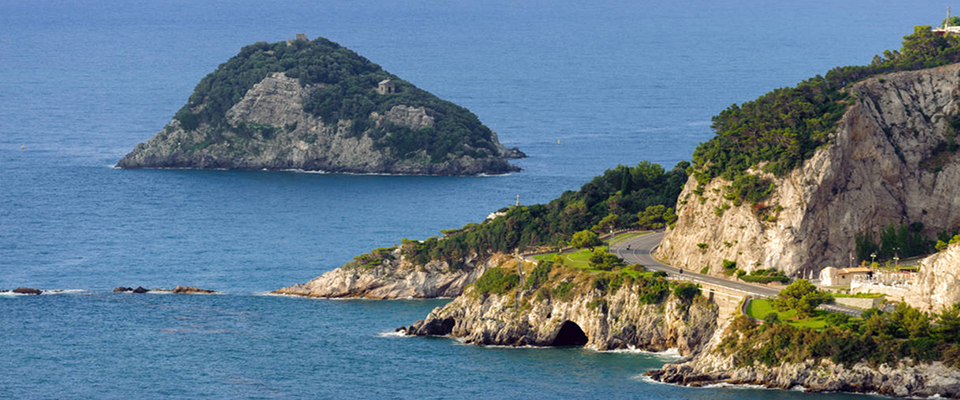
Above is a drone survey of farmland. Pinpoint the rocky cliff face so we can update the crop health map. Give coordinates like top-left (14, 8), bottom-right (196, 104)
top-left (404, 279), bottom-right (718, 353)
top-left (897, 241), bottom-right (960, 311)
top-left (660, 63), bottom-right (960, 277)
top-left (648, 318), bottom-right (960, 398)
top-left (118, 72), bottom-right (523, 175)
top-left (273, 248), bottom-right (508, 299)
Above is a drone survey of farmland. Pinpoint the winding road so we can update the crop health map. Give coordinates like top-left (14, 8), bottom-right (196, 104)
top-left (612, 231), bottom-right (861, 316)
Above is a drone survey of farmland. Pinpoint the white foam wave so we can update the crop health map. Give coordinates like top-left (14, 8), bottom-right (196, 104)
top-left (635, 374), bottom-right (671, 385)
top-left (376, 330), bottom-right (409, 338)
top-left (282, 168), bottom-right (510, 177)
top-left (1, 289), bottom-right (86, 296)
top-left (700, 382), bottom-right (769, 390)
top-left (590, 346), bottom-right (683, 360)
top-left (42, 289), bottom-right (86, 295)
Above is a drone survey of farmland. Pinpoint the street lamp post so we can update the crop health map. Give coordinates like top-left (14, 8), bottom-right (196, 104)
top-left (893, 247), bottom-right (900, 269)
top-left (870, 252), bottom-right (877, 265)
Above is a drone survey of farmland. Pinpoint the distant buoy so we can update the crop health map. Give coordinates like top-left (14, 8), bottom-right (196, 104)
top-left (557, 139), bottom-right (561, 145)
top-left (21, 144), bottom-right (24, 149)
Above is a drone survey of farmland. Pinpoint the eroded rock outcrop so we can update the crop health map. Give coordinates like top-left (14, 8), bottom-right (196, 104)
top-left (648, 317), bottom-right (960, 398)
top-left (404, 274), bottom-right (718, 353)
top-left (273, 249), bottom-right (509, 299)
top-left (860, 241), bottom-right (960, 312)
top-left (660, 63), bottom-right (960, 277)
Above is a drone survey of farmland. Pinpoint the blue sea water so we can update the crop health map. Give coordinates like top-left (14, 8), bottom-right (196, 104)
top-left (0, 0), bottom-right (947, 398)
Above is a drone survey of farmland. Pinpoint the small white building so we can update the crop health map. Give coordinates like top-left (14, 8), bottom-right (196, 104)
top-left (820, 266), bottom-right (873, 286)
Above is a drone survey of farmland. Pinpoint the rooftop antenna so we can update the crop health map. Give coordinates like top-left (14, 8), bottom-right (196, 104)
top-left (948, 6), bottom-right (952, 29)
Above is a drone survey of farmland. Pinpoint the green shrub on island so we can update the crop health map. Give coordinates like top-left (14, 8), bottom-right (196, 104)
top-left (472, 267), bottom-right (520, 296)
top-left (174, 37), bottom-right (500, 162)
top-left (401, 161), bottom-right (688, 268)
top-left (693, 26), bottom-right (960, 202)
top-left (720, 301), bottom-right (960, 369)
top-left (350, 246), bottom-right (395, 268)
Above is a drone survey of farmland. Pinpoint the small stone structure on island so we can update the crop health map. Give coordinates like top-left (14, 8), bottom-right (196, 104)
top-left (287, 33), bottom-right (309, 46)
top-left (378, 79), bottom-right (396, 95)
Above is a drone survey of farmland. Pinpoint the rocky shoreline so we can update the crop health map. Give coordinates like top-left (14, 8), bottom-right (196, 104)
top-left (648, 355), bottom-right (960, 398)
top-left (273, 249), bottom-right (509, 299)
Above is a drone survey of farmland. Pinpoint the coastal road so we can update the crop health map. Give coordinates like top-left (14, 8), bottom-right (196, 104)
top-left (612, 232), bottom-right (861, 316)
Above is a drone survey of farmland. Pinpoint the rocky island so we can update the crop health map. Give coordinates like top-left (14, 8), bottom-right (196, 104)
top-left (118, 34), bottom-right (523, 176)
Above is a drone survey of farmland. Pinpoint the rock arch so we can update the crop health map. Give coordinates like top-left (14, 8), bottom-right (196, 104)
top-left (551, 320), bottom-right (588, 346)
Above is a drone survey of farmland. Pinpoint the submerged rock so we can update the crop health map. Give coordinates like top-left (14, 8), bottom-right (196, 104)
top-left (169, 285), bottom-right (216, 294)
top-left (11, 287), bottom-right (42, 295)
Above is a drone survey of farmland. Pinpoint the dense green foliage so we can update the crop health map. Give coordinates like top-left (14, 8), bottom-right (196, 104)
top-left (673, 282), bottom-right (700, 302)
top-left (402, 161), bottom-right (688, 268)
top-left (635, 205), bottom-right (677, 230)
top-left (721, 302), bottom-right (960, 369)
top-left (351, 246), bottom-right (395, 268)
top-left (737, 268), bottom-right (789, 284)
top-left (570, 230), bottom-right (603, 249)
top-left (855, 222), bottom-right (930, 262)
top-left (523, 261), bottom-right (553, 291)
top-left (772, 279), bottom-right (833, 319)
top-left (472, 267), bottom-right (520, 296)
top-left (174, 37), bottom-right (500, 162)
top-left (588, 249), bottom-right (623, 271)
top-left (693, 26), bottom-right (960, 201)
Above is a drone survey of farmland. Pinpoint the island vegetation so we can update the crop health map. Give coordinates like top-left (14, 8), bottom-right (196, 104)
top-left (174, 37), bottom-right (504, 163)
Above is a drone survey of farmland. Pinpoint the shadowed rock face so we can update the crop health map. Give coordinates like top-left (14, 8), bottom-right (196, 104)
top-left (118, 72), bottom-right (523, 176)
top-left (660, 63), bottom-right (960, 277)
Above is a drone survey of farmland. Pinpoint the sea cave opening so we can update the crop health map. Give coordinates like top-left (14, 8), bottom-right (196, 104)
top-left (551, 320), bottom-right (588, 347)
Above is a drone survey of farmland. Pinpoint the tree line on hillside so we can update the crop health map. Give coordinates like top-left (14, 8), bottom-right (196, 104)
top-left (399, 161), bottom-right (689, 267)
